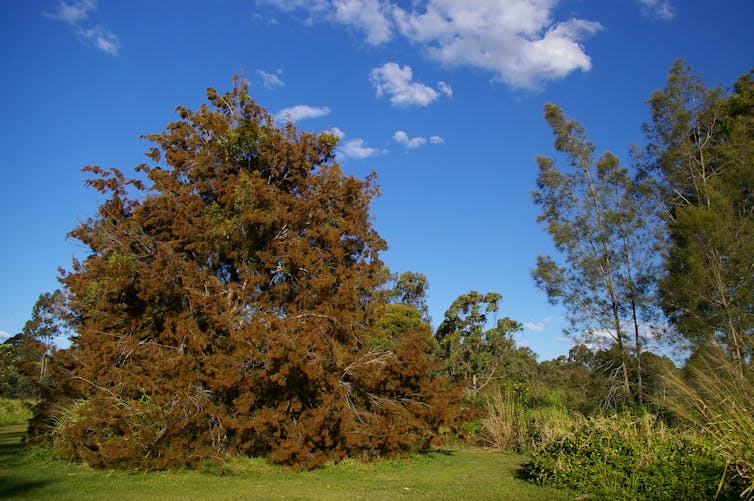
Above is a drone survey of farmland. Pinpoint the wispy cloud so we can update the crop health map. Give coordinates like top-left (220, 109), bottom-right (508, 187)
top-left (524, 316), bottom-right (560, 333)
top-left (260, 0), bottom-right (602, 89)
top-left (0, 330), bottom-right (10, 342)
top-left (523, 321), bottom-right (545, 332)
top-left (370, 62), bottom-right (451, 107)
top-left (77, 26), bottom-right (120, 56)
top-left (637, 0), bottom-right (675, 20)
top-left (44, 0), bottom-right (121, 56)
top-left (44, 0), bottom-right (95, 24)
top-left (437, 81), bottom-right (453, 98)
top-left (393, 130), bottom-right (444, 149)
top-left (257, 69), bottom-right (285, 89)
top-left (275, 104), bottom-right (331, 123)
top-left (251, 12), bottom-right (279, 25)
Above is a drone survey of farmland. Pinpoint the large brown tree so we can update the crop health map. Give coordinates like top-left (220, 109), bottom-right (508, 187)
top-left (45, 77), bottom-right (453, 469)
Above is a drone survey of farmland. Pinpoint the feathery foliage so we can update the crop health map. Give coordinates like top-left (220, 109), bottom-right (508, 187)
top-left (35, 77), bottom-right (456, 470)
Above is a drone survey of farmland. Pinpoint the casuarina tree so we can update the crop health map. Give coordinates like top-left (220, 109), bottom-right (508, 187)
top-left (641, 61), bottom-right (754, 375)
top-left (532, 104), bottom-right (660, 406)
top-left (43, 77), bottom-right (454, 470)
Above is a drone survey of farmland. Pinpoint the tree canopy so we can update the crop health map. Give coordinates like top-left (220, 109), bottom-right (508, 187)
top-left (435, 291), bottom-right (521, 394)
top-left (641, 61), bottom-right (754, 374)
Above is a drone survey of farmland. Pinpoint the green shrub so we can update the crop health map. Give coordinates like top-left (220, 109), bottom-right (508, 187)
top-left (0, 398), bottom-right (34, 426)
top-left (522, 406), bottom-right (577, 452)
top-left (525, 414), bottom-right (744, 500)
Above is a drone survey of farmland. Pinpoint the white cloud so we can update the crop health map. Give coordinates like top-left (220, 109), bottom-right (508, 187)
top-left (44, 0), bottom-right (95, 24)
top-left (333, 0), bottom-right (393, 44)
top-left (393, 130), bottom-right (427, 149)
top-left (275, 104), bottom-right (331, 123)
top-left (257, 69), bottom-right (285, 88)
top-left (394, 2), bottom-right (602, 88)
top-left (340, 138), bottom-right (379, 159)
top-left (393, 130), bottom-right (444, 149)
top-left (78, 26), bottom-right (120, 56)
top-left (262, 0), bottom-right (602, 89)
top-left (370, 62), bottom-right (450, 107)
top-left (0, 330), bottom-right (10, 342)
top-left (325, 127), bottom-right (378, 159)
top-left (259, 0), bottom-right (391, 42)
top-left (45, 0), bottom-right (121, 56)
top-left (637, 0), bottom-right (674, 20)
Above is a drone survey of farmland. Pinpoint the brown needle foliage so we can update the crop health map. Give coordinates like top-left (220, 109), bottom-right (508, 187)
top-left (35, 77), bottom-right (456, 470)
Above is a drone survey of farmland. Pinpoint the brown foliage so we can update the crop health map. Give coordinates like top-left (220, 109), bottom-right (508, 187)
top-left (40, 77), bottom-right (456, 469)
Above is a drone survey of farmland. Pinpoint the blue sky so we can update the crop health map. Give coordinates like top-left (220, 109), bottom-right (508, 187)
top-left (1, 0), bottom-right (752, 359)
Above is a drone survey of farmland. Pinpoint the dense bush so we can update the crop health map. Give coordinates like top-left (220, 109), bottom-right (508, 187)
top-left (0, 398), bottom-right (34, 426)
top-left (0, 341), bottom-right (42, 400)
top-left (525, 414), bottom-right (744, 500)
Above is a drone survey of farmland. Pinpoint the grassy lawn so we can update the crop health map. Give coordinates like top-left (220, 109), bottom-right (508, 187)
top-left (0, 425), bottom-right (572, 500)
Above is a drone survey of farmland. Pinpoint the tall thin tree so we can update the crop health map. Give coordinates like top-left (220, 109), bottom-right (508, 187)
top-left (532, 104), bottom-right (659, 404)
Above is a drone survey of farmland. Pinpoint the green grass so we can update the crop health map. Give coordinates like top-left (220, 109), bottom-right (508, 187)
top-left (0, 425), bottom-right (571, 500)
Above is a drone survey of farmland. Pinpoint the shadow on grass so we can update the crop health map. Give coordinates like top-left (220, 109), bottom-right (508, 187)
top-left (419, 448), bottom-right (455, 457)
top-left (0, 425), bottom-right (55, 499)
top-left (0, 426), bottom-right (30, 462)
top-left (0, 479), bottom-right (54, 499)
top-left (514, 461), bottom-right (535, 482)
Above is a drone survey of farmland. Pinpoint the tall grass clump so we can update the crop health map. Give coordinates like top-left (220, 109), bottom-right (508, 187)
top-left (0, 398), bottom-right (34, 426)
top-left (664, 347), bottom-right (754, 500)
top-left (477, 386), bottom-right (578, 453)
top-left (478, 387), bottom-right (524, 450)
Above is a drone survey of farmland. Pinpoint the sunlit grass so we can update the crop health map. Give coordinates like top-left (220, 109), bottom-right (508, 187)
top-left (0, 425), bottom-right (571, 500)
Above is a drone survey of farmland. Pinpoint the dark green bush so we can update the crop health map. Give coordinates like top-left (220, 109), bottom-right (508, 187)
top-left (525, 414), bottom-right (744, 500)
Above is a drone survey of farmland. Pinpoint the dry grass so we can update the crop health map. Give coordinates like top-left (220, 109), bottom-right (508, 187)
top-left (662, 348), bottom-right (754, 499)
top-left (478, 387), bottom-right (578, 452)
